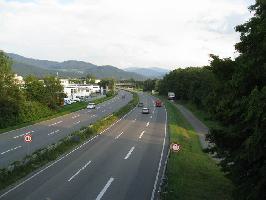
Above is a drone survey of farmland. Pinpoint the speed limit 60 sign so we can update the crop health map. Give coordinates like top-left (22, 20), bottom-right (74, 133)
top-left (170, 143), bottom-right (181, 152)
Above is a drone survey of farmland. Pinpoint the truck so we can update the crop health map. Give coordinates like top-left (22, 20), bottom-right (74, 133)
top-left (168, 92), bottom-right (175, 100)
top-left (155, 100), bottom-right (162, 107)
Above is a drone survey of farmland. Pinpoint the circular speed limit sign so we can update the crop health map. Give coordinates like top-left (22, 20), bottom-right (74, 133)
top-left (170, 143), bottom-right (181, 153)
top-left (24, 134), bottom-right (32, 143)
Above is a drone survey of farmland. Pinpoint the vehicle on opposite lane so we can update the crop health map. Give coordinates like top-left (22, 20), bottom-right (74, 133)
top-left (138, 102), bottom-right (144, 107)
top-left (87, 103), bottom-right (96, 109)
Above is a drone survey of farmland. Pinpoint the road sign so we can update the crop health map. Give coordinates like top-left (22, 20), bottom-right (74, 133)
top-left (171, 143), bottom-right (181, 152)
top-left (24, 134), bottom-right (32, 143)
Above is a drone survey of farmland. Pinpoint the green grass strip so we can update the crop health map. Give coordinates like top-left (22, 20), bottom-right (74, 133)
top-left (159, 97), bottom-right (234, 200)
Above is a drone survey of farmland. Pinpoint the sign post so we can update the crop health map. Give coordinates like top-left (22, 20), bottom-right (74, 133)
top-left (24, 134), bottom-right (32, 155)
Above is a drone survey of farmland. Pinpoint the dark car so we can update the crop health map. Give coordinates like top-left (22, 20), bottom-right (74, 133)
top-left (138, 102), bottom-right (144, 107)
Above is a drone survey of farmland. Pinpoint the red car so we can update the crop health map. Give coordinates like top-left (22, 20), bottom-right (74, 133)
top-left (155, 100), bottom-right (162, 107)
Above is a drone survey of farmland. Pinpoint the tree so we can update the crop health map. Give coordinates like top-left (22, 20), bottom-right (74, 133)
top-left (206, 1), bottom-right (266, 199)
top-left (85, 74), bottom-right (96, 84)
top-left (24, 75), bottom-right (45, 103)
top-left (143, 79), bottom-right (156, 91)
top-left (0, 51), bottom-right (22, 100)
top-left (43, 76), bottom-right (64, 108)
top-left (0, 51), bottom-right (24, 128)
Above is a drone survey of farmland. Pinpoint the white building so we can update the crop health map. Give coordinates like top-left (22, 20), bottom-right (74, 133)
top-left (95, 79), bottom-right (101, 84)
top-left (60, 79), bottom-right (101, 98)
top-left (14, 74), bottom-right (25, 85)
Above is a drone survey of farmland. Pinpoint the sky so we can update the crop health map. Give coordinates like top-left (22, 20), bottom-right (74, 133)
top-left (0, 0), bottom-right (255, 69)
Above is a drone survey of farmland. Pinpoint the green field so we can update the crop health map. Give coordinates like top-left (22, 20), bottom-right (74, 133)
top-left (161, 99), bottom-right (233, 200)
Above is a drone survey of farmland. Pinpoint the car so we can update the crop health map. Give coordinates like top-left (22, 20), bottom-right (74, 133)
top-left (87, 103), bottom-right (96, 109)
top-left (72, 97), bottom-right (81, 102)
top-left (155, 100), bottom-right (162, 107)
top-left (138, 102), bottom-right (144, 107)
top-left (142, 107), bottom-right (150, 114)
top-left (121, 95), bottom-right (126, 99)
top-left (64, 98), bottom-right (74, 105)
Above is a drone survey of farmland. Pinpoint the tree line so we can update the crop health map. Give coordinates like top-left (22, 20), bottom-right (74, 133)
top-left (156, 1), bottom-right (265, 199)
top-left (0, 52), bottom-right (64, 129)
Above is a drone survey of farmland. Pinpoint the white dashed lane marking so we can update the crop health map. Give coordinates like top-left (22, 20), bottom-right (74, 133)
top-left (1, 145), bottom-right (22, 155)
top-left (13, 130), bottom-right (34, 139)
top-left (124, 146), bottom-right (135, 160)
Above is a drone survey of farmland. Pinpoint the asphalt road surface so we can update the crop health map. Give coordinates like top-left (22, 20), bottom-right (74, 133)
top-left (0, 90), bottom-right (132, 168)
top-left (0, 92), bottom-right (168, 200)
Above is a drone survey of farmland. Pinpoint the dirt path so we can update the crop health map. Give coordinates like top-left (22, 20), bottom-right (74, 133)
top-left (174, 103), bottom-right (210, 149)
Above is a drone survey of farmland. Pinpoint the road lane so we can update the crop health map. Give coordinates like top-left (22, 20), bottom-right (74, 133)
top-left (0, 92), bottom-right (168, 200)
top-left (0, 91), bottom-right (132, 167)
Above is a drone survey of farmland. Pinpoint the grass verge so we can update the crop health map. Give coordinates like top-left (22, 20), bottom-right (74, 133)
top-left (160, 98), bottom-right (233, 200)
top-left (176, 100), bottom-right (221, 130)
top-left (0, 94), bottom-right (115, 134)
top-left (0, 92), bottom-right (138, 191)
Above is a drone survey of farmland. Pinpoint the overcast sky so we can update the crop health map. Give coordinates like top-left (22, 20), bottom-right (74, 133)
top-left (0, 0), bottom-right (255, 69)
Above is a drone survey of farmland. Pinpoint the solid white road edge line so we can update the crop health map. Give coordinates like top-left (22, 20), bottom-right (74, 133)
top-left (115, 131), bottom-right (124, 139)
top-left (124, 146), bottom-right (135, 160)
top-left (68, 161), bottom-right (91, 182)
top-left (0, 146), bottom-right (22, 155)
top-left (139, 131), bottom-right (145, 139)
top-left (0, 104), bottom-right (136, 199)
top-left (96, 177), bottom-right (114, 200)
top-left (150, 107), bottom-right (167, 200)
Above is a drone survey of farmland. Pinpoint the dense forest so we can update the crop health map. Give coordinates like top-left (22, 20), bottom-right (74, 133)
top-left (158, 1), bottom-right (265, 199)
top-left (0, 51), bottom-right (64, 128)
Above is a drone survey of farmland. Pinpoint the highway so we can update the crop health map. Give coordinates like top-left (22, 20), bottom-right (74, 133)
top-left (0, 92), bottom-right (168, 200)
top-left (0, 91), bottom-right (132, 168)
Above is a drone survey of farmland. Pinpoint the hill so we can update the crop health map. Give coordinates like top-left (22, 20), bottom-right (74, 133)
top-left (124, 67), bottom-right (169, 78)
top-left (7, 53), bottom-right (146, 80)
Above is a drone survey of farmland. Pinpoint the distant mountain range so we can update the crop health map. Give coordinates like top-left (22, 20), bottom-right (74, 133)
top-left (124, 67), bottom-right (169, 78)
top-left (7, 53), bottom-right (168, 80)
top-left (7, 53), bottom-right (143, 80)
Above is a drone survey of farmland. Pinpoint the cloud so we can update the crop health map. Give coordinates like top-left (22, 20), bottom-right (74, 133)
top-left (0, 0), bottom-right (255, 69)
